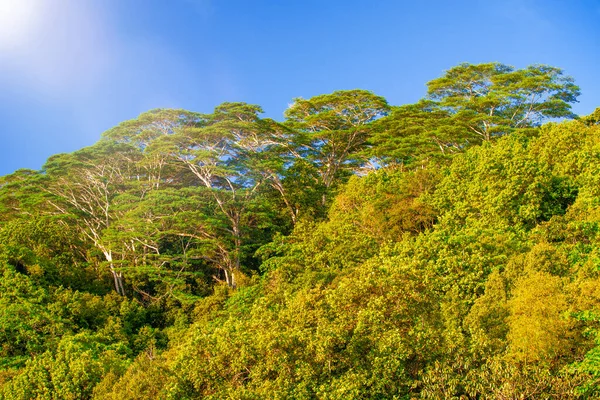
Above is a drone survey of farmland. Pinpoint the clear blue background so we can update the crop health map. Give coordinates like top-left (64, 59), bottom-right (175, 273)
top-left (0, 0), bottom-right (598, 176)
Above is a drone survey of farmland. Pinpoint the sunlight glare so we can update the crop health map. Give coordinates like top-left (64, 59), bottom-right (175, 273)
top-left (0, 0), bottom-right (41, 50)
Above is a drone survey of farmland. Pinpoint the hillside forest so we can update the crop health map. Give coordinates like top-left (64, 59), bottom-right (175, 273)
top-left (1, 62), bottom-right (600, 399)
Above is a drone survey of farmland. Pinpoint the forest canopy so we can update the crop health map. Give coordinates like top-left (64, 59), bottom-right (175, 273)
top-left (1, 62), bottom-right (600, 399)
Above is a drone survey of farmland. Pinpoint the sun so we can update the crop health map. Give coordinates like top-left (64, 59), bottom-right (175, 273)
top-left (0, 0), bottom-right (41, 50)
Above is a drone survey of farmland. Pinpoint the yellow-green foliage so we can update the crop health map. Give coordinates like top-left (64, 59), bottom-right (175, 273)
top-left (0, 75), bottom-right (598, 398)
top-left (506, 270), bottom-right (569, 363)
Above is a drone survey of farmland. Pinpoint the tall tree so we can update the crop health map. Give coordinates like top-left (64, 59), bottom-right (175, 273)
top-left (151, 103), bottom-right (285, 288)
top-left (426, 63), bottom-right (580, 142)
top-left (369, 100), bottom-right (465, 167)
top-left (101, 108), bottom-right (204, 191)
top-left (101, 187), bottom-right (219, 301)
top-left (43, 142), bottom-right (144, 295)
top-left (370, 63), bottom-right (580, 167)
top-left (284, 90), bottom-right (390, 197)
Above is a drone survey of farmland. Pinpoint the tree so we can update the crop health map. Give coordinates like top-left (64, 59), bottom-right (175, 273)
top-left (151, 103), bottom-right (286, 288)
top-left (284, 90), bottom-right (390, 200)
top-left (369, 100), bottom-right (467, 167)
top-left (0, 169), bottom-right (55, 223)
top-left (370, 63), bottom-right (579, 164)
top-left (43, 142), bottom-right (146, 295)
top-left (581, 107), bottom-right (600, 126)
top-left (98, 104), bottom-right (295, 289)
top-left (101, 108), bottom-right (204, 191)
top-left (426, 62), bottom-right (580, 142)
top-left (102, 187), bottom-right (223, 301)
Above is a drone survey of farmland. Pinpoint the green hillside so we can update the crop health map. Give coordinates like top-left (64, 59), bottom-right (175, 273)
top-left (1, 63), bottom-right (599, 399)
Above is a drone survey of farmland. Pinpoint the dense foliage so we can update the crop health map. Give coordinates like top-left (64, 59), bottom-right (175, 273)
top-left (1, 63), bottom-right (599, 398)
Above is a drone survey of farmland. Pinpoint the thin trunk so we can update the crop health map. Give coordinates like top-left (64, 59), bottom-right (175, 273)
top-left (230, 219), bottom-right (241, 289)
top-left (268, 174), bottom-right (297, 225)
top-left (105, 250), bottom-right (125, 296)
top-left (223, 269), bottom-right (230, 288)
top-left (111, 270), bottom-right (122, 295)
top-left (116, 272), bottom-right (126, 296)
top-left (230, 270), bottom-right (237, 289)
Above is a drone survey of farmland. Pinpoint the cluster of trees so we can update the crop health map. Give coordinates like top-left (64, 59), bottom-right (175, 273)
top-left (1, 62), bottom-right (599, 398)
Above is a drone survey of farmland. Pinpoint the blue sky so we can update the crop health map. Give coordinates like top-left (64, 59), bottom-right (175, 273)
top-left (0, 0), bottom-right (598, 176)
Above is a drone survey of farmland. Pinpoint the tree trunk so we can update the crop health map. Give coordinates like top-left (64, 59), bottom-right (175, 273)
top-left (105, 250), bottom-right (126, 296)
